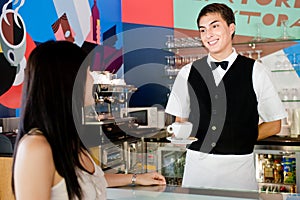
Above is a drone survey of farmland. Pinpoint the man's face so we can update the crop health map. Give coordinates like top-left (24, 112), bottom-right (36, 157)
top-left (198, 13), bottom-right (235, 60)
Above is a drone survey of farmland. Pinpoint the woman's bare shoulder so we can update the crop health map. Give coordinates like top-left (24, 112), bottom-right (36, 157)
top-left (16, 132), bottom-right (53, 166)
top-left (14, 132), bottom-right (57, 199)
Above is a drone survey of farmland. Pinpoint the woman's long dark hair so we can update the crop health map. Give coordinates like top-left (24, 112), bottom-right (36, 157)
top-left (12, 40), bottom-right (89, 199)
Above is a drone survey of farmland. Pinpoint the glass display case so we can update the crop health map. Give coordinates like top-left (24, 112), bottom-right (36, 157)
top-left (157, 144), bottom-right (186, 186)
top-left (254, 144), bottom-right (300, 194)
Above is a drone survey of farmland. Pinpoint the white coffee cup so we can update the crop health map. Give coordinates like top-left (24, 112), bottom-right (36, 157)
top-left (167, 122), bottom-right (193, 139)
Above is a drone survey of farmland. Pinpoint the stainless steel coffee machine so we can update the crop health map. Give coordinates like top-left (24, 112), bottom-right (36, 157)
top-left (91, 71), bottom-right (137, 120)
top-left (85, 71), bottom-right (144, 174)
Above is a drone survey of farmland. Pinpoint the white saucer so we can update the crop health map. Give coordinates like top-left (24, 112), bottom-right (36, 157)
top-left (166, 137), bottom-right (198, 144)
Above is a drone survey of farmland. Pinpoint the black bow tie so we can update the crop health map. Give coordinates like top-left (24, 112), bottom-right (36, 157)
top-left (211, 61), bottom-right (229, 70)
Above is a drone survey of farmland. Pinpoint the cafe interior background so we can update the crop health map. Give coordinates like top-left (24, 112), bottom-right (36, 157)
top-left (0, 0), bottom-right (300, 198)
top-left (0, 0), bottom-right (299, 118)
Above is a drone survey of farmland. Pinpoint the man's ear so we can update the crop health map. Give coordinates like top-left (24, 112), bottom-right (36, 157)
top-left (229, 23), bottom-right (235, 36)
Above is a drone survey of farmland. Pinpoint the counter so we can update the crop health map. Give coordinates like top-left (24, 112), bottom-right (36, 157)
top-left (107, 185), bottom-right (298, 200)
top-left (147, 131), bottom-right (300, 146)
top-left (141, 133), bottom-right (300, 197)
top-left (256, 135), bottom-right (300, 146)
top-left (254, 135), bottom-right (300, 158)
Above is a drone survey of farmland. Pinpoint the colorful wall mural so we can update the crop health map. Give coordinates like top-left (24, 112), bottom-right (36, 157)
top-left (0, 0), bottom-right (123, 117)
top-left (174, 0), bottom-right (300, 39)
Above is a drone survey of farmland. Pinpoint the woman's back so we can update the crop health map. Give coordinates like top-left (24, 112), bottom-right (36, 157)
top-left (14, 129), bottom-right (107, 200)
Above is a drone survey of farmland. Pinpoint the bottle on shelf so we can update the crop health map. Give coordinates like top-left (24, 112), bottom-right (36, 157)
top-left (264, 155), bottom-right (274, 183)
top-left (274, 161), bottom-right (283, 183)
top-left (282, 154), bottom-right (296, 184)
top-left (257, 154), bottom-right (265, 182)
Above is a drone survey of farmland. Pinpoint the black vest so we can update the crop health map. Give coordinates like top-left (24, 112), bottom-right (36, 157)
top-left (187, 55), bottom-right (258, 154)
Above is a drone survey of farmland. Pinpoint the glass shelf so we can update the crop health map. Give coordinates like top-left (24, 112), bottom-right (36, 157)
top-left (246, 38), bottom-right (300, 45)
top-left (164, 38), bottom-right (300, 51)
top-left (282, 100), bottom-right (300, 103)
top-left (259, 182), bottom-right (296, 193)
top-left (94, 84), bottom-right (138, 93)
top-left (271, 69), bottom-right (296, 73)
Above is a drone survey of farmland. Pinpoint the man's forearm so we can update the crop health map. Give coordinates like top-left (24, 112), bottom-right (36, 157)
top-left (257, 120), bottom-right (281, 140)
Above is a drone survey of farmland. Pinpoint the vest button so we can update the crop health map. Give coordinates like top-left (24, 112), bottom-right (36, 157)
top-left (211, 142), bottom-right (216, 147)
top-left (211, 126), bottom-right (217, 131)
top-left (215, 94), bottom-right (218, 99)
top-left (212, 109), bottom-right (217, 114)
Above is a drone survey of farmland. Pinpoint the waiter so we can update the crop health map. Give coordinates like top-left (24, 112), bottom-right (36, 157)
top-left (165, 3), bottom-right (287, 190)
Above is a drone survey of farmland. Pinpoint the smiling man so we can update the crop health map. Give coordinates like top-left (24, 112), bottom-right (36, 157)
top-left (165, 3), bottom-right (286, 190)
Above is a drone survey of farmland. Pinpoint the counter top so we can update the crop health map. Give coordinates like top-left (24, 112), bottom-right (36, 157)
top-left (255, 135), bottom-right (300, 153)
top-left (107, 185), bottom-right (297, 200)
top-left (256, 135), bottom-right (300, 146)
top-left (107, 185), bottom-right (259, 200)
top-left (145, 130), bottom-right (300, 146)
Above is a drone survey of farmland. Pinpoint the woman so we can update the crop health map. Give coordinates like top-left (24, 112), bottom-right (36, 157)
top-left (12, 40), bottom-right (165, 200)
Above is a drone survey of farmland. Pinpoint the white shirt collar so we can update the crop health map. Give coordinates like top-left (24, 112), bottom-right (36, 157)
top-left (207, 48), bottom-right (238, 71)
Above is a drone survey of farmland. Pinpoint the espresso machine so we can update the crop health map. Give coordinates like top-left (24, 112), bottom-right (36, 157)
top-left (82, 71), bottom-right (141, 173)
top-left (89, 71), bottom-right (138, 139)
